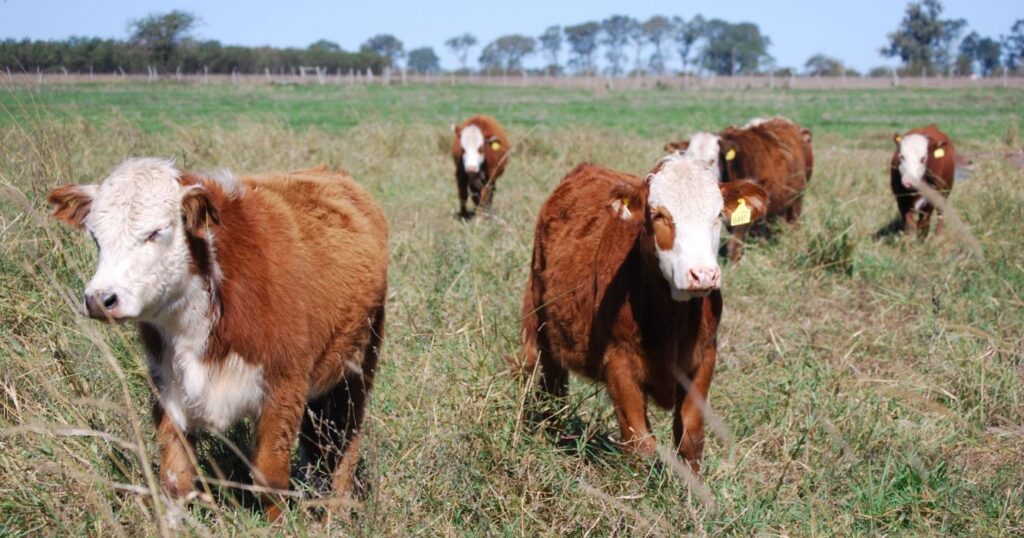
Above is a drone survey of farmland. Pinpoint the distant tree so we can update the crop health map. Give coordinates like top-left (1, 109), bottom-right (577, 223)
top-left (672, 15), bottom-right (705, 74)
top-left (628, 19), bottom-right (646, 74)
top-left (538, 26), bottom-right (562, 74)
top-left (804, 53), bottom-right (846, 76)
top-left (406, 46), bottom-right (440, 74)
top-left (128, 10), bottom-right (199, 69)
top-left (308, 39), bottom-right (341, 53)
top-left (445, 33), bottom-right (477, 71)
top-left (1003, 19), bottom-right (1024, 71)
top-left (564, 22), bottom-right (601, 75)
top-left (360, 34), bottom-right (404, 68)
top-left (479, 34), bottom-right (535, 74)
top-left (699, 19), bottom-right (771, 75)
top-left (960, 32), bottom-right (1003, 76)
top-left (881, 0), bottom-right (965, 73)
top-left (867, 66), bottom-right (894, 77)
top-left (601, 15), bottom-right (635, 76)
top-left (642, 15), bottom-right (673, 74)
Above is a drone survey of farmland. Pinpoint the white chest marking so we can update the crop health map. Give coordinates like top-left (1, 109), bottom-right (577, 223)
top-left (149, 278), bottom-right (264, 433)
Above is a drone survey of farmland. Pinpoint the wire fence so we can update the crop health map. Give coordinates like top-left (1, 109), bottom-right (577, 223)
top-left (3, 67), bottom-right (1024, 89)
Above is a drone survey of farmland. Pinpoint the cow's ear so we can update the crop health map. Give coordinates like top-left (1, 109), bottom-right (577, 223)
top-left (486, 136), bottom-right (504, 152)
top-left (893, 133), bottom-right (903, 145)
top-left (47, 184), bottom-right (97, 230)
top-left (181, 186), bottom-right (219, 240)
top-left (608, 181), bottom-right (646, 222)
top-left (450, 123), bottom-right (459, 134)
top-left (721, 138), bottom-right (739, 162)
top-left (720, 180), bottom-right (768, 225)
top-left (801, 128), bottom-right (812, 145)
top-left (665, 139), bottom-right (689, 152)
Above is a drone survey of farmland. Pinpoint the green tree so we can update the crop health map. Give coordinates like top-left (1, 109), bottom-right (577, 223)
top-left (406, 46), bottom-right (440, 74)
top-left (360, 34), bottom-right (404, 68)
top-left (960, 32), bottom-right (1003, 76)
top-left (538, 26), bottom-right (562, 74)
top-left (804, 53), bottom-right (846, 76)
top-left (479, 35), bottom-right (535, 74)
top-left (642, 15), bottom-right (673, 74)
top-left (1002, 19), bottom-right (1024, 71)
top-left (672, 15), bottom-right (705, 74)
top-left (699, 19), bottom-right (771, 75)
top-left (881, 0), bottom-right (965, 73)
top-left (128, 10), bottom-right (199, 69)
top-left (601, 15), bottom-right (635, 76)
top-left (444, 33), bottom-right (477, 71)
top-left (564, 22), bottom-right (601, 75)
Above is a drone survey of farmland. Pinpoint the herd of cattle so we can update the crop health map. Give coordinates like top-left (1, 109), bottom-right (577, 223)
top-left (45, 114), bottom-right (956, 520)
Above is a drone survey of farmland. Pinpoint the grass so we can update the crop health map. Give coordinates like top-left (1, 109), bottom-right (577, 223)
top-left (0, 82), bottom-right (1022, 536)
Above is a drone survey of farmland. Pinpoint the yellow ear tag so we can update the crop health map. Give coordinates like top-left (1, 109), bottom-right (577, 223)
top-left (933, 148), bottom-right (945, 159)
top-left (490, 141), bottom-right (502, 151)
top-left (895, 135), bottom-right (902, 143)
top-left (730, 199), bottom-right (751, 226)
top-left (725, 148), bottom-right (736, 161)
top-left (620, 197), bottom-right (630, 208)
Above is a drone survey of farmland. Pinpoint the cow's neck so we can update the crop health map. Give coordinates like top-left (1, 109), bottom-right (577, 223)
top-left (636, 234), bottom-right (704, 355)
top-left (142, 274), bottom-right (215, 362)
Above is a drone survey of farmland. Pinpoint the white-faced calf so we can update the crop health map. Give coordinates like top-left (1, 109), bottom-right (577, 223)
top-left (48, 158), bottom-right (389, 520)
top-left (520, 149), bottom-right (767, 472)
top-left (891, 124), bottom-right (955, 236)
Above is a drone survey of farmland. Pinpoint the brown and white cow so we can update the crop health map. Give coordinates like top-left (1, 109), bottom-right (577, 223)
top-left (891, 124), bottom-right (955, 236)
top-left (451, 115), bottom-right (510, 217)
top-left (665, 116), bottom-right (812, 261)
top-left (47, 158), bottom-right (389, 520)
top-left (520, 150), bottom-right (767, 472)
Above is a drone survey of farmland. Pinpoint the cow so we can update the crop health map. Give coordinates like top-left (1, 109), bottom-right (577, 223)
top-left (519, 150), bottom-right (768, 473)
top-left (47, 158), bottom-right (389, 520)
top-left (665, 117), bottom-right (812, 261)
top-left (451, 115), bottom-right (510, 218)
top-left (891, 124), bottom-right (955, 237)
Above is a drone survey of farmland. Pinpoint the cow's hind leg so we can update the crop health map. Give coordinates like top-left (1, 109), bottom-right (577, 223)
top-left (300, 304), bottom-right (384, 515)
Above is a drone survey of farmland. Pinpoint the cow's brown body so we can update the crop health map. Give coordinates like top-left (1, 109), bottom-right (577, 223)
top-left (890, 124), bottom-right (956, 236)
top-left (451, 115), bottom-right (510, 216)
top-left (520, 163), bottom-right (723, 470)
top-left (666, 117), bottom-right (813, 261)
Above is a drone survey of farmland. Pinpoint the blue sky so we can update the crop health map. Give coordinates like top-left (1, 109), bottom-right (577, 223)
top-left (1, 1), bottom-right (1020, 72)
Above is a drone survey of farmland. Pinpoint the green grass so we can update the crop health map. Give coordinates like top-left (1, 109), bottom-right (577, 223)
top-left (2, 82), bottom-right (1022, 143)
top-left (0, 82), bottom-right (1022, 536)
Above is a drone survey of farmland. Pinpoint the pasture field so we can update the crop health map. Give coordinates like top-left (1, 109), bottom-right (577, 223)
top-left (0, 83), bottom-right (1022, 536)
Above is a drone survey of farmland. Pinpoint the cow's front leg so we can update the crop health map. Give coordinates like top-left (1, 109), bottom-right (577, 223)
top-left (252, 384), bottom-right (306, 522)
top-left (478, 180), bottom-right (495, 214)
top-left (673, 344), bottom-right (716, 475)
top-left (604, 347), bottom-right (655, 455)
top-left (155, 403), bottom-right (196, 499)
top-left (457, 172), bottom-right (471, 218)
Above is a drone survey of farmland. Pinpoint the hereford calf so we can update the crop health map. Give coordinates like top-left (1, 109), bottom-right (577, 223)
top-left (451, 115), bottom-right (510, 217)
top-left (665, 117), bottom-right (812, 261)
top-left (47, 158), bottom-right (389, 520)
top-left (891, 124), bottom-right (955, 236)
top-left (520, 151), bottom-right (767, 472)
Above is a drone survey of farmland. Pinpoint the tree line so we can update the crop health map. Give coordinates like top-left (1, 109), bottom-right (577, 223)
top-left (0, 11), bottom-right (387, 75)
top-left (3, 2), bottom-right (1023, 78)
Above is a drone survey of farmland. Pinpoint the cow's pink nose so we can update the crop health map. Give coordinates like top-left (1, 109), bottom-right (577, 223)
top-left (688, 267), bottom-right (721, 290)
top-left (465, 165), bottom-right (479, 174)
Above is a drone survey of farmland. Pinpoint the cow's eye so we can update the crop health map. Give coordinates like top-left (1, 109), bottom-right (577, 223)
top-left (145, 228), bottom-right (166, 243)
top-left (478, 146), bottom-right (484, 152)
top-left (900, 155), bottom-right (905, 161)
top-left (920, 157), bottom-right (926, 163)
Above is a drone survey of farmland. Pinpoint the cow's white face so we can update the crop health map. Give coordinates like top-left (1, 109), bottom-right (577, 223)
top-left (683, 132), bottom-right (722, 177)
top-left (898, 134), bottom-right (929, 189)
top-left (459, 124), bottom-right (486, 175)
top-left (646, 153), bottom-right (724, 301)
top-left (57, 158), bottom-right (197, 322)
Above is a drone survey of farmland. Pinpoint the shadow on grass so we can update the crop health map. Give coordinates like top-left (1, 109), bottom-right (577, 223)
top-left (874, 216), bottom-right (905, 240)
